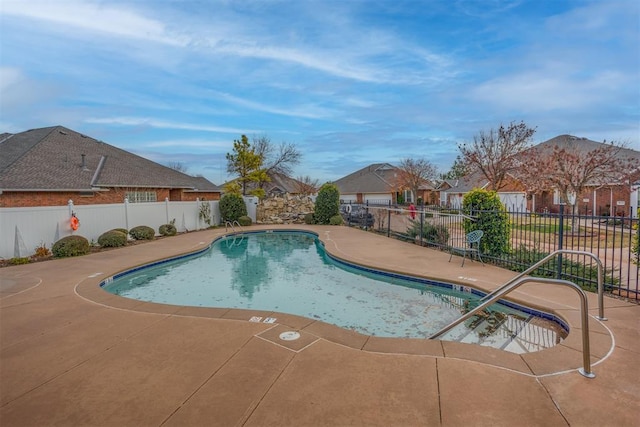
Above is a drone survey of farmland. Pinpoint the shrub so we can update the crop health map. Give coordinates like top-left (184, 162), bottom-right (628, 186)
top-left (462, 189), bottom-right (510, 256)
top-left (33, 242), bottom-right (51, 258)
top-left (159, 223), bottom-right (177, 236)
top-left (304, 213), bottom-right (315, 224)
top-left (129, 225), bottom-right (155, 240)
top-left (8, 257), bottom-right (30, 265)
top-left (98, 230), bottom-right (128, 248)
top-left (238, 215), bottom-right (252, 226)
top-left (110, 228), bottom-right (128, 235)
top-left (329, 214), bottom-right (344, 225)
top-left (220, 193), bottom-right (247, 222)
top-left (314, 183), bottom-right (340, 224)
top-left (52, 235), bottom-right (90, 258)
top-left (406, 221), bottom-right (449, 246)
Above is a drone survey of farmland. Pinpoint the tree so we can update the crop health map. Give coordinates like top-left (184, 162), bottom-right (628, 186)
top-left (459, 121), bottom-right (536, 190)
top-left (517, 139), bottom-right (636, 213)
top-left (226, 135), bottom-right (263, 195)
top-left (166, 161), bottom-right (188, 174)
top-left (396, 158), bottom-right (438, 204)
top-left (252, 135), bottom-right (301, 190)
top-left (295, 175), bottom-right (320, 196)
top-left (441, 155), bottom-right (468, 180)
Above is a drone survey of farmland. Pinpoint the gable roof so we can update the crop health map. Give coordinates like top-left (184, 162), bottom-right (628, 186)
top-left (0, 126), bottom-right (220, 192)
top-left (334, 163), bottom-right (398, 194)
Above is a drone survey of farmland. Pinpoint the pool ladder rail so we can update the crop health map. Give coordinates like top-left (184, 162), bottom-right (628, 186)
top-left (224, 220), bottom-right (246, 247)
top-left (224, 220), bottom-right (242, 232)
top-left (430, 250), bottom-right (605, 379)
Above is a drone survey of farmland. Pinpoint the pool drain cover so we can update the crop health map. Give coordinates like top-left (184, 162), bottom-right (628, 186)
top-left (279, 331), bottom-right (301, 341)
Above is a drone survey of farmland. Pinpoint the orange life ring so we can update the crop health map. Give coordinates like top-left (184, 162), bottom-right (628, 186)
top-left (70, 216), bottom-right (79, 231)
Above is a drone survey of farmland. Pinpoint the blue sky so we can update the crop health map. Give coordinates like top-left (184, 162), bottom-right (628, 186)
top-left (1, 0), bottom-right (638, 185)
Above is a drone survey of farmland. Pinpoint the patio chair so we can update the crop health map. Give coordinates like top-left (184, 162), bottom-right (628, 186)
top-left (448, 230), bottom-right (484, 267)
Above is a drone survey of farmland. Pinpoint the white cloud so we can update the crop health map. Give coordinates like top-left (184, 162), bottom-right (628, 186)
top-left (0, 0), bottom-right (186, 45)
top-left (85, 117), bottom-right (257, 134)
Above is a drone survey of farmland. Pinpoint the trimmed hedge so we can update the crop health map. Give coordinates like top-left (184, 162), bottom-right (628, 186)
top-left (98, 230), bottom-right (127, 248)
top-left (129, 225), bottom-right (155, 240)
top-left (304, 213), bottom-right (315, 224)
top-left (159, 223), bottom-right (177, 236)
top-left (329, 214), bottom-right (344, 225)
top-left (52, 235), bottom-right (90, 257)
top-left (238, 215), bottom-right (252, 226)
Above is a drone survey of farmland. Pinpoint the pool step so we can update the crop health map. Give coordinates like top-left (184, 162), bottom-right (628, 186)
top-left (441, 312), bottom-right (560, 354)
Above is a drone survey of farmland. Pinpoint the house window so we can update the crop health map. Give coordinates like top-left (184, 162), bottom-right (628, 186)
top-left (403, 190), bottom-right (414, 203)
top-left (126, 191), bottom-right (157, 203)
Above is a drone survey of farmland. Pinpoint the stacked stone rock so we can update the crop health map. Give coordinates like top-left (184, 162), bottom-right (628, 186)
top-left (256, 194), bottom-right (315, 224)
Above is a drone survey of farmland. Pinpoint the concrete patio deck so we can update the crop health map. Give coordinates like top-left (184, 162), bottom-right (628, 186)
top-left (1, 225), bottom-right (638, 426)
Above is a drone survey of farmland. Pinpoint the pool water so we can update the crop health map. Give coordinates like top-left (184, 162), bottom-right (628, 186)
top-left (103, 231), bottom-right (566, 353)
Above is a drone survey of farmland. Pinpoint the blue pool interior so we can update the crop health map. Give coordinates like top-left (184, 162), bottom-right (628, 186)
top-left (102, 230), bottom-right (568, 353)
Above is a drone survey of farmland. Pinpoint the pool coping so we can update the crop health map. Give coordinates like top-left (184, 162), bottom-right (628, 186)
top-left (74, 225), bottom-right (617, 378)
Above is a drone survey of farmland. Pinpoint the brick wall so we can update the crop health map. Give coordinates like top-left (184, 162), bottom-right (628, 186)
top-left (529, 184), bottom-right (633, 215)
top-left (1, 189), bottom-right (222, 207)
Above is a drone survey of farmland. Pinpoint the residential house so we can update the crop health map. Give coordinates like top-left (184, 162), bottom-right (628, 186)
top-left (334, 163), bottom-right (399, 205)
top-left (0, 126), bottom-right (221, 207)
top-left (522, 135), bottom-right (640, 216)
top-left (438, 171), bottom-right (528, 211)
top-left (437, 135), bottom-right (640, 217)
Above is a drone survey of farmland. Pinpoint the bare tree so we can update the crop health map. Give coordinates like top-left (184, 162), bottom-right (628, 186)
top-left (166, 161), bottom-right (188, 174)
top-left (396, 158), bottom-right (438, 204)
top-left (295, 175), bottom-right (320, 195)
top-left (517, 139), bottom-right (637, 213)
top-left (253, 135), bottom-right (301, 175)
top-left (459, 121), bottom-right (536, 190)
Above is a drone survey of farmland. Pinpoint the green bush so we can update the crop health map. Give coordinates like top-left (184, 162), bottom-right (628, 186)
top-left (238, 215), bottom-right (252, 226)
top-left (220, 193), bottom-right (247, 222)
top-left (314, 183), bottom-right (340, 224)
top-left (159, 223), bottom-right (177, 236)
top-left (129, 225), bottom-right (155, 240)
top-left (98, 230), bottom-right (128, 248)
top-left (8, 257), bottom-right (30, 265)
top-left (52, 235), bottom-right (90, 257)
top-left (110, 228), bottom-right (128, 235)
top-left (304, 213), bottom-right (315, 224)
top-left (329, 214), bottom-right (344, 225)
top-left (462, 189), bottom-right (510, 256)
top-left (406, 221), bottom-right (449, 245)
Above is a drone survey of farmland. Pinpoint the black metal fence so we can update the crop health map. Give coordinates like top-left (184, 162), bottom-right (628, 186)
top-left (340, 201), bottom-right (639, 300)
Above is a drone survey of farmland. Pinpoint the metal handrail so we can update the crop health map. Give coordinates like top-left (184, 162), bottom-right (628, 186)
top-left (479, 249), bottom-right (606, 321)
top-left (224, 220), bottom-right (243, 232)
top-left (430, 276), bottom-right (596, 378)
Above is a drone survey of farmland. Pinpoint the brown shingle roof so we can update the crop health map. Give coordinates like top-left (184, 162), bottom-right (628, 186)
top-left (0, 126), bottom-right (220, 191)
top-left (334, 163), bottom-right (398, 194)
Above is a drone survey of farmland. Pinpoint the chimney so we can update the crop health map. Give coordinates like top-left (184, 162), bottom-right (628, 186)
top-left (81, 154), bottom-right (89, 171)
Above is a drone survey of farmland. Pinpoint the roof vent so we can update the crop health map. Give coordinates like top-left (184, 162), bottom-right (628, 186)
top-left (59, 130), bottom-right (68, 135)
top-left (81, 154), bottom-right (89, 171)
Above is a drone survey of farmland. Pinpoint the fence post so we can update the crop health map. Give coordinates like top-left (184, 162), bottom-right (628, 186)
top-left (365, 201), bottom-right (369, 231)
top-left (67, 199), bottom-right (74, 236)
top-left (124, 198), bottom-right (129, 233)
top-left (387, 200), bottom-right (391, 237)
top-left (196, 198), bottom-right (200, 231)
top-left (165, 197), bottom-right (169, 224)
top-left (557, 204), bottom-right (565, 279)
top-left (420, 200), bottom-right (425, 246)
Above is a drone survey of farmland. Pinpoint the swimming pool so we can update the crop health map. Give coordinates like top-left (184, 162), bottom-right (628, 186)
top-left (102, 230), bottom-right (567, 353)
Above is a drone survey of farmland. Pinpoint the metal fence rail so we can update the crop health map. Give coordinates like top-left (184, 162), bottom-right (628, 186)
top-left (340, 201), bottom-right (639, 300)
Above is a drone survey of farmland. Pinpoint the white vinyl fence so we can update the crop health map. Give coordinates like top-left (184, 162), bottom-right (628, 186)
top-left (0, 198), bottom-right (227, 260)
